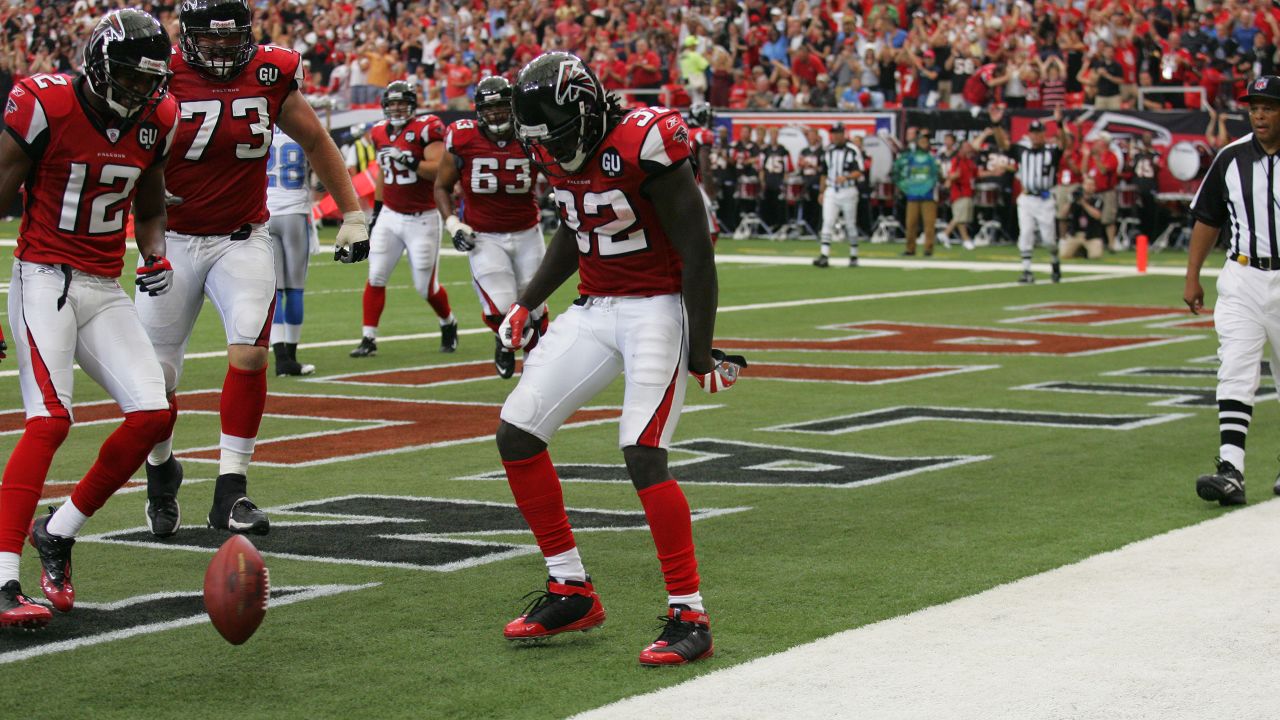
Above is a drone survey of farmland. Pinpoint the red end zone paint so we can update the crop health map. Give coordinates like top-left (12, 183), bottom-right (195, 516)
top-left (0, 392), bottom-right (619, 466)
top-left (721, 322), bottom-right (1181, 356)
top-left (1003, 304), bottom-right (1206, 326)
top-left (751, 364), bottom-right (976, 383)
top-left (320, 361), bottom-right (521, 387)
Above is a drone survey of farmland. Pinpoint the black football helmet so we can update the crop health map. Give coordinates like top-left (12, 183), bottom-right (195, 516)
top-left (475, 75), bottom-right (514, 141)
top-left (382, 80), bottom-right (418, 128)
top-left (179, 0), bottom-right (255, 80)
top-left (512, 52), bottom-right (608, 176)
top-left (83, 9), bottom-right (172, 119)
top-left (688, 101), bottom-right (712, 128)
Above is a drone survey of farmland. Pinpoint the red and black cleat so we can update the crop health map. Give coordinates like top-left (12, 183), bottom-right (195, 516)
top-left (0, 580), bottom-right (52, 629)
top-left (504, 577), bottom-right (606, 640)
top-left (639, 605), bottom-right (714, 666)
top-left (29, 509), bottom-right (74, 612)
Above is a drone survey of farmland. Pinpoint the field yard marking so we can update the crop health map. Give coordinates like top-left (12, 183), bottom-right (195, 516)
top-left (747, 363), bottom-right (1000, 385)
top-left (0, 584), bottom-right (379, 666)
top-left (1000, 302), bottom-right (1191, 326)
top-left (1017, 381), bottom-right (1275, 408)
top-left (764, 406), bottom-right (1193, 434)
top-left (572, 501), bottom-right (1280, 720)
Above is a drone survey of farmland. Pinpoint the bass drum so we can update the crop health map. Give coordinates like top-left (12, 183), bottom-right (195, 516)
top-left (1167, 141), bottom-right (1202, 181)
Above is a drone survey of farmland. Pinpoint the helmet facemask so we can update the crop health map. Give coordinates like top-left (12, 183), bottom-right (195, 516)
top-left (383, 99), bottom-right (414, 128)
top-left (95, 57), bottom-right (171, 118)
top-left (479, 103), bottom-right (514, 141)
top-left (181, 24), bottom-right (254, 80)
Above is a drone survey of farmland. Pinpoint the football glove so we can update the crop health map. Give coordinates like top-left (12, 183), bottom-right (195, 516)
top-left (498, 303), bottom-right (535, 350)
top-left (136, 255), bottom-right (174, 296)
top-left (386, 148), bottom-right (420, 172)
top-left (691, 349), bottom-right (748, 394)
top-left (334, 211), bottom-right (370, 263)
top-left (446, 215), bottom-right (475, 252)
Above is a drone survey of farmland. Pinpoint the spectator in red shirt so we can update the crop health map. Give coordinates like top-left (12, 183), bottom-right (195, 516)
top-left (444, 60), bottom-right (474, 110)
top-left (944, 141), bottom-right (979, 249)
top-left (728, 68), bottom-right (752, 109)
top-left (1084, 133), bottom-right (1121, 250)
top-left (593, 46), bottom-right (628, 91)
top-left (790, 45), bottom-right (826, 87)
top-left (628, 37), bottom-right (664, 105)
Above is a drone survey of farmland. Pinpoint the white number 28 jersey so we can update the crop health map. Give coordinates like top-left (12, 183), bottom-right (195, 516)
top-left (266, 131), bottom-right (312, 217)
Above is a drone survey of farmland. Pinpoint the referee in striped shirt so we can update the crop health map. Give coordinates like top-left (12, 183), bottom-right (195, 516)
top-left (996, 120), bottom-right (1065, 283)
top-left (815, 123), bottom-right (864, 267)
top-left (1185, 75), bottom-right (1280, 506)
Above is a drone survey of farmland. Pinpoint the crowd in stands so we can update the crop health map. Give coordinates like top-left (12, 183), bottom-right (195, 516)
top-left (0, 0), bottom-right (1274, 113)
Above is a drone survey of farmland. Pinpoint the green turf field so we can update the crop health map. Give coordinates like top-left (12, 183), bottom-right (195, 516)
top-left (0, 222), bottom-right (1248, 719)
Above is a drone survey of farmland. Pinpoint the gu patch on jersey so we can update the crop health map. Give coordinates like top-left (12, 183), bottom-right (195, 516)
top-left (600, 148), bottom-right (622, 177)
top-left (257, 63), bottom-right (281, 86)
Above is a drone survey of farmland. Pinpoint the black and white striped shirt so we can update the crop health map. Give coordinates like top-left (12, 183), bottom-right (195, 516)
top-left (1192, 134), bottom-right (1280, 261)
top-left (823, 142), bottom-right (864, 190)
top-left (1008, 143), bottom-right (1063, 195)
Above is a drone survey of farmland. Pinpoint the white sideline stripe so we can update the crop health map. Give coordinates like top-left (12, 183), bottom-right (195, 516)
top-left (574, 502), bottom-right (1280, 720)
top-left (714, 253), bottom-right (1221, 278)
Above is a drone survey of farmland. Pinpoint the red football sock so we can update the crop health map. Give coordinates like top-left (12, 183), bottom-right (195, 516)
top-left (638, 479), bottom-right (700, 597)
top-left (503, 451), bottom-right (576, 557)
top-left (0, 417), bottom-right (69, 553)
top-left (70, 410), bottom-right (170, 515)
top-left (427, 283), bottom-right (452, 320)
top-left (221, 364), bottom-right (267, 442)
top-left (362, 283), bottom-right (387, 328)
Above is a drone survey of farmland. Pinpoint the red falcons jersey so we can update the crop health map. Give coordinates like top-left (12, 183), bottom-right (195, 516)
top-left (543, 106), bottom-right (692, 297)
top-left (444, 119), bottom-right (538, 233)
top-left (3, 74), bottom-right (178, 277)
top-left (370, 115), bottom-right (445, 214)
top-left (166, 45), bottom-right (303, 235)
top-left (688, 126), bottom-right (714, 181)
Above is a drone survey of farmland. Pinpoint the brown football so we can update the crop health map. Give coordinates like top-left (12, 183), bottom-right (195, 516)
top-left (203, 535), bottom-right (269, 645)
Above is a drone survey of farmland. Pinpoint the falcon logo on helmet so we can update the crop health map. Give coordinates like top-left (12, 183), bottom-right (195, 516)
top-left (513, 52), bottom-right (611, 177)
top-left (83, 8), bottom-right (172, 120)
top-left (554, 58), bottom-right (598, 106)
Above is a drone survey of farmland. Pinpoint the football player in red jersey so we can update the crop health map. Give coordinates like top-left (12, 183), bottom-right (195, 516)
top-left (496, 52), bottom-right (747, 666)
top-left (0, 9), bottom-right (177, 627)
top-left (348, 80), bottom-right (457, 359)
top-left (135, 0), bottom-right (367, 539)
top-left (686, 101), bottom-right (719, 243)
top-left (434, 76), bottom-right (549, 380)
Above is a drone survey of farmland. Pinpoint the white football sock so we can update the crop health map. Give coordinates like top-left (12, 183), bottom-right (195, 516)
top-left (668, 592), bottom-right (705, 612)
top-left (284, 323), bottom-right (302, 344)
top-left (219, 433), bottom-right (255, 476)
top-left (269, 322), bottom-right (285, 346)
top-left (148, 437), bottom-right (173, 467)
top-left (362, 325), bottom-right (378, 339)
top-left (545, 547), bottom-right (586, 582)
top-left (46, 500), bottom-right (88, 538)
top-left (440, 313), bottom-right (456, 327)
top-left (1220, 445), bottom-right (1246, 472)
top-left (0, 551), bottom-right (20, 585)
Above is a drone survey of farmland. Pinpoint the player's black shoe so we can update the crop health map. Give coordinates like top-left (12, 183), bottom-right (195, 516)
top-left (848, 256), bottom-right (859, 268)
top-left (1196, 458), bottom-right (1246, 506)
top-left (0, 580), bottom-right (52, 629)
top-left (207, 474), bottom-right (270, 535)
top-left (504, 577), bottom-right (606, 640)
top-left (273, 342), bottom-right (315, 377)
top-left (440, 319), bottom-right (459, 353)
top-left (638, 605), bottom-right (714, 666)
top-left (495, 336), bottom-right (516, 379)
top-left (1051, 261), bottom-right (1062, 284)
top-left (349, 336), bottom-right (377, 358)
top-left (29, 509), bottom-right (74, 612)
top-left (1018, 271), bottom-right (1035, 284)
top-left (812, 255), bottom-right (829, 268)
top-left (145, 454), bottom-right (183, 538)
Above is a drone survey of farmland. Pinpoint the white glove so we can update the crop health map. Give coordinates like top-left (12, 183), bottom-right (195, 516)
top-left (691, 349), bottom-right (748, 394)
top-left (334, 210), bottom-right (370, 263)
top-left (385, 147), bottom-right (420, 171)
top-left (498, 303), bottom-right (535, 350)
top-left (445, 214), bottom-right (474, 238)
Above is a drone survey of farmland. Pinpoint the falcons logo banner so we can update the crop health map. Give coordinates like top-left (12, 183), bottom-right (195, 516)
top-left (554, 59), bottom-right (597, 106)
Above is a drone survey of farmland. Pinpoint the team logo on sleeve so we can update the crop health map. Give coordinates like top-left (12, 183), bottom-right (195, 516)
top-left (137, 122), bottom-right (159, 150)
top-left (258, 64), bottom-right (281, 86)
top-left (601, 147), bottom-right (622, 177)
top-left (674, 126), bottom-right (689, 145)
top-left (4, 98), bottom-right (14, 115)
top-left (554, 59), bottom-right (597, 105)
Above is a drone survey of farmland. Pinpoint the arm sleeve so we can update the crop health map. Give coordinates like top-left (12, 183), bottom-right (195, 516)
top-left (1190, 148), bottom-right (1230, 228)
top-left (3, 82), bottom-right (50, 161)
top-left (637, 110), bottom-right (693, 176)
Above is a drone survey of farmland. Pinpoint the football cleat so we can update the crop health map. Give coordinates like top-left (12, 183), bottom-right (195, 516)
top-left (273, 342), bottom-right (315, 377)
top-left (349, 336), bottom-right (377, 358)
top-left (145, 454), bottom-right (183, 538)
top-left (440, 320), bottom-right (459, 353)
top-left (0, 580), bottom-right (52, 629)
top-left (812, 255), bottom-right (829, 268)
top-left (1018, 271), bottom-right (1035, 284)
top-left (1051, 261), bottom-right (1062, 284)
top-left (848, 256), bottom-right (859, 268)
top-left (494, 336), bottom-right (516, 379)
top-left (504, 577), bottom-right (606, 640)
top-left (208, 489), bottom-right (270, 536)
top-left (1197, 458), bottom-right (1246, 506)
top-left (639, 605), bottom-right (714, 666)
top-left (28, 509), bottom-right (74, 612)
